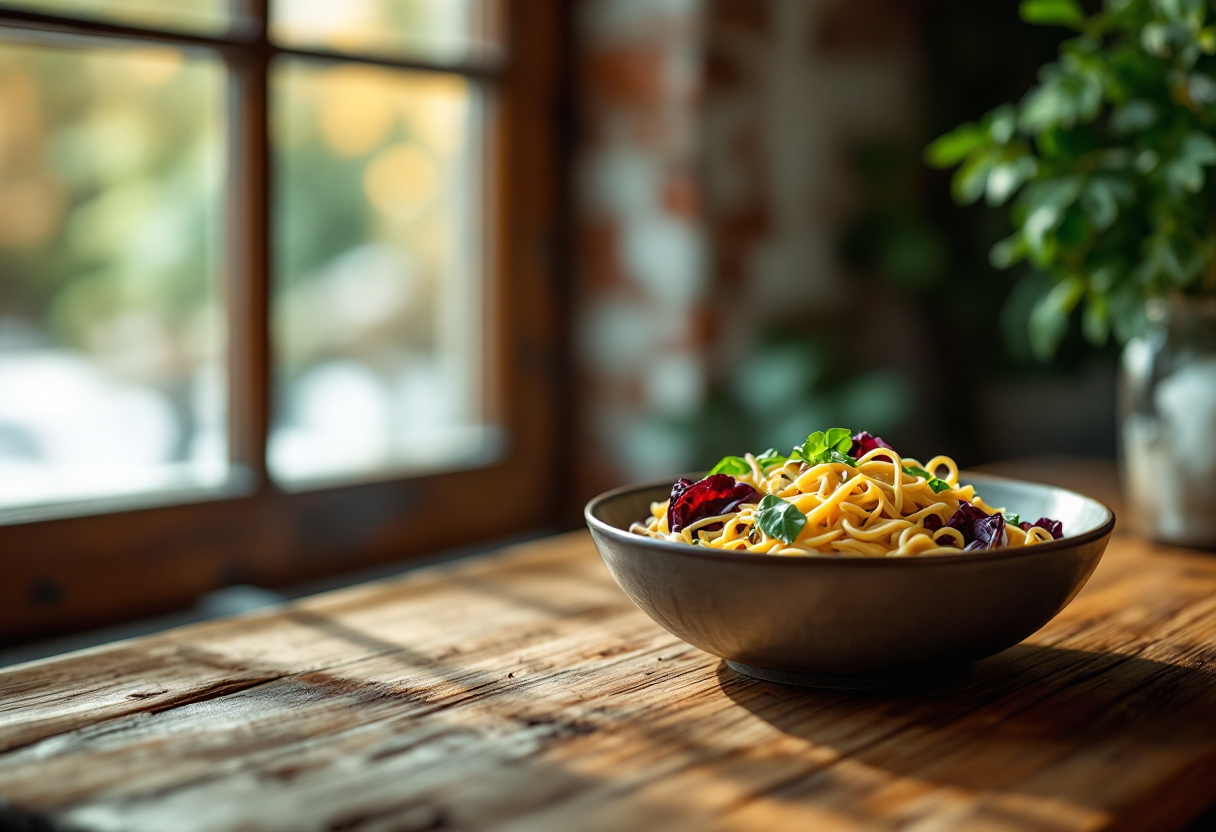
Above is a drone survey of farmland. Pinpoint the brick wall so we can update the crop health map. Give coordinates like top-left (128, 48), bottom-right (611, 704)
top-left (572, 0), bottom-right (922, 502)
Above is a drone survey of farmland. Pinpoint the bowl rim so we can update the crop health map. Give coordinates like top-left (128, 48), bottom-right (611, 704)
top-left (584, 470), bottom-right (1116, 567)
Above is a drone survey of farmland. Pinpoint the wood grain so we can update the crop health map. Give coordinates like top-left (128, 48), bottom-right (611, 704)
top-left (2, 530), bottom-right (1216, 832)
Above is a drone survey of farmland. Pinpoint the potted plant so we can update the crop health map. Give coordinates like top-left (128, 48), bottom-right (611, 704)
top-left (927, 0), bottom-right (1216, 547)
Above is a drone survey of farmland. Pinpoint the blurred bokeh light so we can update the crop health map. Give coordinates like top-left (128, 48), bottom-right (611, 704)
top-left (271, 0), bottom-right (499, 64)
top-left (0, 0), bottom-right (229, 34)
top-left (269, 62), bottom-right (495, 485)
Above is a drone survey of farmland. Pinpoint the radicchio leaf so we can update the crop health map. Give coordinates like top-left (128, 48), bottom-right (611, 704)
top-left (669, 478), bottom-right (694, 504)
top-left (964, 512), bottom-right (1007, 551)
top-left (667, 474), bottom-right (762, 533)
top-left (944, 501), bottom-right (991, 547)
top-left (851, 431), bottom-right (894, 463)
top-left (1020, 517), bottom-right (1064, 539)
top-left (922, 513), bottom-right (944, 532)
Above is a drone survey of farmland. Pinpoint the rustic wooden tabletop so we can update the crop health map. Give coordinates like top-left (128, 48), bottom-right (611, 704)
top-left (2, 520), bottom-right (1216, 831)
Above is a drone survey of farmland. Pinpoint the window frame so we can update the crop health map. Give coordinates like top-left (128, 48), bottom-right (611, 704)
top-left (0, 0), bottom-right (569, 644)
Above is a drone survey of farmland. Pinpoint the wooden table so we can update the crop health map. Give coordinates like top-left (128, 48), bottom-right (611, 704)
top-left (2, 529), bottom-right (1216, 832)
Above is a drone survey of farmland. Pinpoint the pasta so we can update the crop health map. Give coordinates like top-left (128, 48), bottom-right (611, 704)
top-left (630, 429), bottom-right (1064, 557)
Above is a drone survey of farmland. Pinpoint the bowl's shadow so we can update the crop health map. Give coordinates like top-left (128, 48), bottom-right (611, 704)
top-left (713, 643), bottom-right (1216, 828)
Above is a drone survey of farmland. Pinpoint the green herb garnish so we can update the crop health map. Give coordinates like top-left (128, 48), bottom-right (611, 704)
top-left (1005, 512), bottom-right (1021, 526)
top-left (754, 448), bottom-right (788, 469)
top-left (707, 455), bottom-right (750, 477)
top-left (793, 428), bottom-right (858, 467)
top-left (902, 465), bottom-right (952, 494)
top-left (755, 494), bottom-right (807, 544)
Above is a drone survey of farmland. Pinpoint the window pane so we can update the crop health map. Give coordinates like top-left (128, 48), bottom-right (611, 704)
top-left (0, 40), bottom-right (227, 511)
top-left (270, 61), bottom-right (494, 486)
top-left (0, 0), bottom-right (231, 35)
top-left (270, 0), bottom-right (500, 65)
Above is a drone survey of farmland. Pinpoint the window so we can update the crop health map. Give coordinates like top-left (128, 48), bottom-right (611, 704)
top-left (0, 40), bottom-right (227, 511)
top-left (270, 63), bottom-right (497, 486)
top-left (0, 1), bottom-right (565, 643)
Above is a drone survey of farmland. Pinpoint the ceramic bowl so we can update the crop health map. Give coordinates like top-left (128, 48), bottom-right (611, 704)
top-left (585, 473), bottom-right (1115, 687)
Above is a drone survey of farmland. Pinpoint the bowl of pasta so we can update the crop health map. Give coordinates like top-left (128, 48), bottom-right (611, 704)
top-left (584, 429), bottom-right (1116, 688)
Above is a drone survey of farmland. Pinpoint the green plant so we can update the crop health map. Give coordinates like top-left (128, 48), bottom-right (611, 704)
top-left (927, 0), bottom-right (1216, 360)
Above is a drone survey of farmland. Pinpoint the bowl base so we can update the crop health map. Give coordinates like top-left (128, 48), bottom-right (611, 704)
top-left (725, 660), bottom-right (961, 690)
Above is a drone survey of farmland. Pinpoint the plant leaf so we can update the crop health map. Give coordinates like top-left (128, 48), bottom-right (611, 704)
top-left (987, 104), bottom-right (1019, 144)
top-left (924, 123), bottom-right (989, 168)
top-left (951, 148), bottom-right (998, 204)
top-left (798, 431), bottom-right (828, 462)
top-left (825, 427), bottom-right (852, 453)
top-left (902, 465), bottom-right (952, 493)
top-left (1110, 282), bottom-right (1149, 342)
top-left (1200, 25), bottom-right (1216, 54)
top-left (1019, 0), bottom-right (1086, 28)
top-left (1082, 293), bottom-right (1110, 346)
top-left (1141, 22), bottom-right (1171, 56)
top-left (707, 455), bottom-right (750, 477)
top-left (796, 428), bottom-right (857, 465)
top-left (828, 450), bottom-right (860, 467)
top-left (755, 495), bottom-right (807, 545)
top-left (754, 448), bottom-right (787, 469)
top-left (1110, 100), bottom-right (1156, 134)
top-left (1183, 131), bottom-right (1216, 164)
top-left (1163, 133), bottom-right (1216, 194)
top-left (1029, 275), bottom-right (1085, 360)
top-left (1020, 177), bottom-right (1083, 252)
top-left (990, 232), bottom-right (1028, 269)
top-left (986, 156), bottom-right (1037, 206)
top-left (1081, 177), bottom-right (1118, 231)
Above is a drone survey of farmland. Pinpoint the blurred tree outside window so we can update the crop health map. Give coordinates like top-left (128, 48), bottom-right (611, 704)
top-left (0, 40), bottom-right (227, 510)
top-left (271, 63), bottom-right (495, 484)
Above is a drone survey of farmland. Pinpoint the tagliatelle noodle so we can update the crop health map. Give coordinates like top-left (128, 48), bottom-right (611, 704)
top-left (631, 446), bottom-right (1061, 558)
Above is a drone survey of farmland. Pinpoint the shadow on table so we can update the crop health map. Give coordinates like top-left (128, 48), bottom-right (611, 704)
top-left (714, 643), bottom-right (1216, 830)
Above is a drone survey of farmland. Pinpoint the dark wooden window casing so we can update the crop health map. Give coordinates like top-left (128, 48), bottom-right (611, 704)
top-left (0, 1), bottom-right (568, 644)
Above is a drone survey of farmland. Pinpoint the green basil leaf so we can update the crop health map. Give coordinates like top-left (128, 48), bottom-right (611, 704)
top-left (756, 495), bottom-right (807, 545)
top-left (707, 455), bottom-right (750, 477)
top-left (1005, 512), bottom-right (1022, 526)
top-left (800, 431), bottom-right (828, 461)
top-left (827, 450), bottom-right (860, 467)
top-left (798, 428), bottom-right (855, 465)
top-left (754, 448), bottom-right (787, 469)
top-left (825, 427), bottom-right (852, 453)
top-left (927, 477), bottom-right (952, 494)
top-left (902, 465), bottom-right (952, 494)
